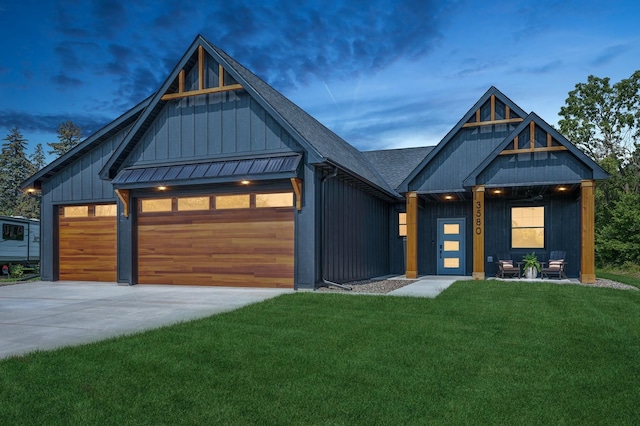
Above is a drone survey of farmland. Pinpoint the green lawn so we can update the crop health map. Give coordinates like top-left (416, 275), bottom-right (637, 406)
top-left (2, 280), bottom-right (640, 425)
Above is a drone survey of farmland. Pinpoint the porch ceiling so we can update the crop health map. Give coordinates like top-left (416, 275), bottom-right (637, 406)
top-left (415, 183), bottom-right (581, 202)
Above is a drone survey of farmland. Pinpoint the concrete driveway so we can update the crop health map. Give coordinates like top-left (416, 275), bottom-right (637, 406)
top-left (0, 281), bottom-right (293, 359)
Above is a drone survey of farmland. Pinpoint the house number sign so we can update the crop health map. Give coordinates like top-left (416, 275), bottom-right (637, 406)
top-left (475, 197), bottom-right (483, 235)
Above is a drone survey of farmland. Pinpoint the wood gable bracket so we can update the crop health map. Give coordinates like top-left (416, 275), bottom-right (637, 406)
top-left (462, 94), bottom-right (524, 128)
top-left (161, 45), bottom-right (243, 101)
top-left (291, 178), bottom-right (303, 211)
top-left (499, 121), bottom-right (568, 155)
top-left (114, 189), bottom-right (130, 217)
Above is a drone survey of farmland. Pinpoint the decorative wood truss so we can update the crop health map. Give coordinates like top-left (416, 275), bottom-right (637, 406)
top-left (161, 45), bottom-right (243, 101)
top-left (499, 121), bottom-right (568, 155)
top-left (462, 95), bottom-right (524, 128)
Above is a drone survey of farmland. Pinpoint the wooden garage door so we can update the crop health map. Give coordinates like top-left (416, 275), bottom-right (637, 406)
top-left (137, 193), bottom-right (294, 288)
top-left (59, 204), bottom-right (117, 281)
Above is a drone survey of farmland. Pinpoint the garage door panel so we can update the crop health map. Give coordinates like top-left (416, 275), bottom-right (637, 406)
top-left (59, 208), bottom-right (117, 282)
top-left (138, 206), bottom-right (294, 287)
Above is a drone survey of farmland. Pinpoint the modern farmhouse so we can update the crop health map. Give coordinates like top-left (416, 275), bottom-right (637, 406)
top-left (22, 35), bottom-right (607, 289)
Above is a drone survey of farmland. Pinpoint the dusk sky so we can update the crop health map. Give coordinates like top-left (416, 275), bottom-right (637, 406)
top-left (1, 0), bottom-right (639, 164)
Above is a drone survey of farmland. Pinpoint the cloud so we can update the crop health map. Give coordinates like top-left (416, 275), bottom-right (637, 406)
top-left (197, 0), bottom-right (455, 90)
top-left (91, 0), bottom-right (129, 37)
top-left (513, 60), bottom-right (564, 75)
top-left (0, 110), bottom-right (110, 139)
top-left (589, 44), bottom-right (630, 67)
top-left (51, 74), bottom-right (83, 88)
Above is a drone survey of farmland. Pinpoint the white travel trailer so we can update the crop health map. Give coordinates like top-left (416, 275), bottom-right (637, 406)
top-left (0, 216), bottom-right (40, 265)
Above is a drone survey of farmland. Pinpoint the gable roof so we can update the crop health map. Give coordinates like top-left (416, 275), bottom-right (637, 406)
top-left (463, 112), bottom-right (609, 187)
top-left (21, 96), bottom-right (151, 190)
top-left (100, 35), bottom-right (396, 197)
top-left (396, 86), bottom-right (528, 193)
top-left (363, 146), bottom-right (433, 189)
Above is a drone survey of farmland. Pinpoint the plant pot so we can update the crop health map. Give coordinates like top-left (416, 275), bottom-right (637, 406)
top-left (525, 267), bottom-right (538, 279)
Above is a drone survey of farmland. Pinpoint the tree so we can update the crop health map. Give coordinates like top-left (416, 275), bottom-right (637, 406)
top-left (29, 143), bottom-right (46, 173)
top-left (48, 120), bottom-right (82, 157)
top-left (0, 127), bottom-right (35, 216)
top-left (558, 71), bottom-right (640, 195)
top-left (558, 71), bottom-right (640, 266)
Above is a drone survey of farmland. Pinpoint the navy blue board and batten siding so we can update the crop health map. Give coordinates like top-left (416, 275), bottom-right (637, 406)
top-left (322, 176), bottom-right (389, 283)
top-left (38, 126), bottom-right (133, 281)
top-left (124, 91), bottom-right (301, 168)
top-left (484, 194), bottom-right (580, 278)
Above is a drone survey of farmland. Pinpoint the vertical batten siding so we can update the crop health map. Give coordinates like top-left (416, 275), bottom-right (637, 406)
top-left (388, 204), bottom-right (406, 274)
top-left (418, 200), bottom-right (472, 275)
top-left (49, 131), bottom-right (126, 203)
top-left (124, 92), bottom-right (300, 167)
top-left (478, 151), bottom-right (592, 185)
top-left (484, 195), bottom-right (580, 278)
top-left (323, 177), bottom-right (389, 283)
top-left (412, 124), bottom-right (518, 192)
top-left (38, 127), bottom-right (129, 281)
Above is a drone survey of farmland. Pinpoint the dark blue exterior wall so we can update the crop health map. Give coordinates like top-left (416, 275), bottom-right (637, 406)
top-left (322, 176), bottom-right (390, 283)
top-left (389, 203), bottom-right (406, 275)
top-left (412, 124), bottom-right (519, 193)
top-left (484, 194), bottom-right (581, 278)
top-left (478, 151), bottom-right (593, 186)
top-left (417, 200), bottom-right (473, 275)
top-left (38, 129), bottom-right (129, 281)
top-left (124, 91), bottom-right (300, 167)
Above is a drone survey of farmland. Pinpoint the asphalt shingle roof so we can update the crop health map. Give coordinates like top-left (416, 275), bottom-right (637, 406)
top-left (363, 146), bottom-right (434, 190)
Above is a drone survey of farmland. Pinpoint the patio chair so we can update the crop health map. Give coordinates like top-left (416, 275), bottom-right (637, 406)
top-left (495, 255), bottom-right (521, 279)
top-left (541, 251), bottom-right (567, 279)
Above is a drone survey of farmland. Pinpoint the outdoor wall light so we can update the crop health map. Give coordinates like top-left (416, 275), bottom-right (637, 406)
top-left (492, 189), bottom-right (502, 194)
top-left (157, 186), bottom-right (167, 191)
top-left (444, 195), bottom-right (453, 200)
top-left (240, 180), bottom-right (250, 185)
top-left (557, 186), bottom-right (567, 191)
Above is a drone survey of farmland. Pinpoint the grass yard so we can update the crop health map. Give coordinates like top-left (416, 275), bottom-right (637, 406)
top-left (1, 280), bottom-right (640, 425)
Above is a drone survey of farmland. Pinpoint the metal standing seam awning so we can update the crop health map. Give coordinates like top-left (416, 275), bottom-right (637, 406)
top-left (111, 153), bottom-right (302, 189)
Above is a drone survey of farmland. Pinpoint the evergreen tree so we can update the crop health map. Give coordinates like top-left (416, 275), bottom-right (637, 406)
top-left (48, 120), bottom-right (82, 157)
top-left (0, 127), bottom-right (33, 216)
top-left (29, 143), bottom-right (47, 173)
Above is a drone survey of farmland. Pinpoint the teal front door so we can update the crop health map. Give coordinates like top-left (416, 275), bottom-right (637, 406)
top-left (437, 218), bottom-right (465, 275)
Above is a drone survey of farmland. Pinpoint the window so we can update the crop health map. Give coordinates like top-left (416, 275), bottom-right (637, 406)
top-left (2, 224), bottom-right (24, 241)
top-left (95, 205), bottom-right (117, 216)
top-left (256, 192), bottom-right (293, 208)
top-left (398, 213), bottom-right (407, 237)
top-left (141, 198), bottom-right (172, 212)
top-left (512, 206), bottom-right (544, 248)
top-left (178, 197), bottom-right (209, 211)
top-left (216, 194), bottom-right (250, 209)
top-left (64, 206), bottom-right (89, 217)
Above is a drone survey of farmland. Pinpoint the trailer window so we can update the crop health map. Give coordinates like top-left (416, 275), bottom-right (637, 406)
top-left (3, 224), bottom-right (24, 241)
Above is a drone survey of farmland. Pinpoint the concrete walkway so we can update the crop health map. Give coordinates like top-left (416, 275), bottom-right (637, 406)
top-left (388, 275), bottom-right (469, 297)
top-left (0, 281), bottom-right (292, 359)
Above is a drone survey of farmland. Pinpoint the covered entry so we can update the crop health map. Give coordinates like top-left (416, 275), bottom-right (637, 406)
top-left (58, 204), bottom-right (117, 281)
top-left (137, 192), bottom-right (294, 287)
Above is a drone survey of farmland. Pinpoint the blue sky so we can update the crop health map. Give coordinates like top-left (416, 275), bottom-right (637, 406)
top-left (1, 0), bottom-right (639, 164)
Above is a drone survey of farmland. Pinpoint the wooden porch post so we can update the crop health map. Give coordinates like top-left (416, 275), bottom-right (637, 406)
top-left (472, 186), bottom-right (485, 280)
top-left (580, 180), bottom-right (596, 283)
top-left (406, 192), bottom-right (418, 279)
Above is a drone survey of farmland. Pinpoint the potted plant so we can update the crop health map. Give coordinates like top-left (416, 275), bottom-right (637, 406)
top-left (522, 252), bottom-right (541, 279)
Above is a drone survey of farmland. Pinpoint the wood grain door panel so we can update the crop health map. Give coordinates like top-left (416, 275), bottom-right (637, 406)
top-left (137, 207), bottom-right (294, 287)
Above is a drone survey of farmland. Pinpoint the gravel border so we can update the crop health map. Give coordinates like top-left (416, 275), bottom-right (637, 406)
top-left (316, 277), bottom-right (638, 294)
